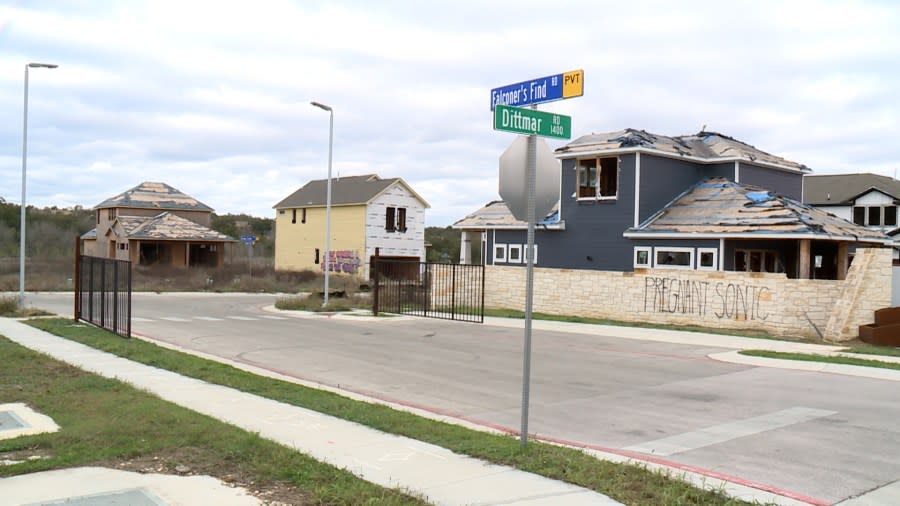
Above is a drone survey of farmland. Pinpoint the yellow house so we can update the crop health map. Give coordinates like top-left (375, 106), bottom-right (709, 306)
top-left (273, 174), bottom-right (429, 278)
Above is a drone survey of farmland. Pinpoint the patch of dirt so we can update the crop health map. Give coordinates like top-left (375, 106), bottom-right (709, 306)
top-left (0, 447), bottom-right (54, 464)
top-left (102, 447), bottom-right (309, 506)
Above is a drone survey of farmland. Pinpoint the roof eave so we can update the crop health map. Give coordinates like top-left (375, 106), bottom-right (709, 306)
top-left (622, 231), bottom-right (891, 244)
top-left (555, 146), bottom-right (809, 174)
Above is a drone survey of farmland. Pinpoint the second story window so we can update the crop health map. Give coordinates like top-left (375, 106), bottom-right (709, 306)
top-left (385, 207), bottom-right (396, 231)
top-left (397, 208), bottom-right (407, 232)
top-left (577, 157), bottom-right (618, 199)
top-left (853, 205), bottom-right (898, 227)
top-left (107, 208), bottom-right (116, 220)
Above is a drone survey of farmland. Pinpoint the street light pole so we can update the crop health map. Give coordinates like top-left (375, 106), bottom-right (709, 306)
top-left (20, 62), bottom-right (58, 309)
top-left (311, 101), bottom-right (333, 307)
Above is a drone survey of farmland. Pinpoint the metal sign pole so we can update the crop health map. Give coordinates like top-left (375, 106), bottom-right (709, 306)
top-left (520, 105), bottom-right (537, 448)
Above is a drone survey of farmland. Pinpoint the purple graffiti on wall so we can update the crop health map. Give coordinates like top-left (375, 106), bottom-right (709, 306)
top-left (321, 250), bottom-right (361, 273)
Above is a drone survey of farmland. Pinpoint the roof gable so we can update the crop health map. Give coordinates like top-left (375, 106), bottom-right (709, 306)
top-left (95, 182), bottom-right (214, 212)
top-left (126, 212), bottom-right (234, 242)
top-left (627, 177), bottom-right (888, 243)
top-left (273, 174), bottom-right (429, 209)
top-left (556, 128), bottom-right (808, 172)
top-left (804, 173), bottom-right (900, 205)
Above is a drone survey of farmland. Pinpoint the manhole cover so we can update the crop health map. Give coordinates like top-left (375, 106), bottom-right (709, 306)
top-left (31, 488), bottom-right (167, 506)
top-left (0, 411), bottom-right (28, 431)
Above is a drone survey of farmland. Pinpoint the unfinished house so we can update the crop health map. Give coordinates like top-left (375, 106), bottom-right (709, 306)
top-left (84, 182), bottom-right (234, 267)
top-left (804, 173), bottom-right (900, 264)
top-left (455, 128), bottom-right (890, 280)
top-left (625, 178), bottom-right (889, 279)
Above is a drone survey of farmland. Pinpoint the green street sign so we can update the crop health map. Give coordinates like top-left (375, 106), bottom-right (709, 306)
top-left (493, 104), bottom-right (571, 139)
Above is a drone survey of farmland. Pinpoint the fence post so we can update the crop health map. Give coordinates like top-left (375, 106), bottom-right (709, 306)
top-left (480, 264), bottom-right (486, 323)
top-left (126, 262), bottom-right (132, 338)
top-left (372, 247), bottom-right (380, 316)
top-left (113, 260), bottom-right (119, 334)
top-left (74, 235), bottom-right (81, 321)
top-left (451, 263), bottom-right (457, 320)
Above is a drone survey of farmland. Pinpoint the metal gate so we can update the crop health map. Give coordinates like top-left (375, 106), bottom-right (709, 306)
top-left (372, 257), bottom-right (484, 323)
top-left (75, 251), bottom-right (132, 338)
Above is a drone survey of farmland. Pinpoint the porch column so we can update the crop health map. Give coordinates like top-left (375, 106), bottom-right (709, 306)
top-left (799, 239), bottom-right (811, 279)
top-left (459, 230), bottom-right (472, 264)
top-left (185, 242), bottom-right (190, 267)
top-left (837, 242), bottom-right (848, 280)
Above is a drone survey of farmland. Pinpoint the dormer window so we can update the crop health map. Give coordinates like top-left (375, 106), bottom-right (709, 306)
top-left (577, 157), bottom-right (618, 199)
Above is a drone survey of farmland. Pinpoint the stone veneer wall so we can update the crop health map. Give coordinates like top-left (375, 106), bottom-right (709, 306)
top-left (482, 248), bottom-right (892, 341)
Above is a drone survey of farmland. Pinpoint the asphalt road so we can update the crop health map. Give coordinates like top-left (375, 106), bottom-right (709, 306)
top-left (22, 292), bottom-right (900, 504)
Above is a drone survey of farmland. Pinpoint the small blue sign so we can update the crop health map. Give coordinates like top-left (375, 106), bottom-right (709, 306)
top-left (240, 235), bottom-right (256, 246)
top-left (490, 69), bottom-right (583, 110)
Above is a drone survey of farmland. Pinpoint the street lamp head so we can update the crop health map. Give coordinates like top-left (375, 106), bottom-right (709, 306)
top-left (310, 101), bottom-right (332, 112)
top-left (28, 63), bottom-right (58, 69)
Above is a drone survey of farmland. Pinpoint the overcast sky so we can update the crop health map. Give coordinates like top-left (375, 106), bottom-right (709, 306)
top-left (1, 1), bottom-right (899, 226)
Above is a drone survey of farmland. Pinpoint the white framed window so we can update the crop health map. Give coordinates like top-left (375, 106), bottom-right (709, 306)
top-left (508, 244), bottom-right (522, 263)
top-left (525, 244), bottom-right (538, 264)
top-left (653, 247), bottom-right (694, 269)
top-left (697, 247), bottom-right (718, 271)
top-left (634, 246), bottom-right (651, 268)
top-left (494, 244), bottom-right (507, 263)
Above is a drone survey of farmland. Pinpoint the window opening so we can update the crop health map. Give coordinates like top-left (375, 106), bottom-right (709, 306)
top-left (508, 244), bottom-right (522, 263)
top-left (653, 247), bottom-right (693, 269)
top-left (385, 207), bottom-right (396, 231)
top-left (868, 206), bottom-right (881, 226)
top-left (494, 244), bottom-right (507, 263)
top-left (397, 208), bottom-right (407, 232)
top-left (634, 246), bottom-right (651, 268)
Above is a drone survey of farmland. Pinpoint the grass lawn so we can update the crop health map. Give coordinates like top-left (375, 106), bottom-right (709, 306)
top-left (740, 350), bottom-right (900, 371)
top-left (26, 318), bottom-right (758, 506)
top-left (841, 343), bottom-right (900, 358)
top-left (0, 334), bottom-right (426, 505)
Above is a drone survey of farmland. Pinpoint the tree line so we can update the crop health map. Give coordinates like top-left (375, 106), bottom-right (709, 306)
top-left (0, 200), bottom-right (468, 263)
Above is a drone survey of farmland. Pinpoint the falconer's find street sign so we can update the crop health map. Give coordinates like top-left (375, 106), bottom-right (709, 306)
top-left (490, 70), bottom-right (583, 449)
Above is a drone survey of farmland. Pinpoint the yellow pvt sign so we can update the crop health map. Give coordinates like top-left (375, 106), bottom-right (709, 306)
top-left (562, 69), bottom-right (584, 99)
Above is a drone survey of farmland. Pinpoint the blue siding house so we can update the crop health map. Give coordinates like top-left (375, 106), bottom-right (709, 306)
top-left (454, 129), bottom-right (888, 279)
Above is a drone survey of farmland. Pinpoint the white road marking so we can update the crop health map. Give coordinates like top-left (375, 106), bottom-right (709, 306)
top-left (258, 315), bottom-right (288, 320)
top-left (194, 316), bottom-right (224, 321)
top-left (624, 407), bottom-right (837, 456)
top-left (159, 317), bottom-right (191, 322)
top-left (131, 317), bottom-right (154, 322)
top-left (226, 316), bottom-right (258, 321)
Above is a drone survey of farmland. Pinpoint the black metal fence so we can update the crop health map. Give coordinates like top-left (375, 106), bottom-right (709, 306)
top-left (372, 257), bottom-right (484, 323)
top-left (75, 254), bottom-right (132, 338)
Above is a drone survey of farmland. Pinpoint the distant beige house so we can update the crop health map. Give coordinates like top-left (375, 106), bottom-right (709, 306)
top-left (81, 182), bottom-right (234, 267)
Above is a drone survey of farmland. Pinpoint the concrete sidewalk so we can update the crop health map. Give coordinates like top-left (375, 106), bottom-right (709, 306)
top-left (0, 318), bottom-right (621, 506)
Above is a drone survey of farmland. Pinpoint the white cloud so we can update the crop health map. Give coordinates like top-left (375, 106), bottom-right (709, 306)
top-left (1, 1), bottom-right (899, 227)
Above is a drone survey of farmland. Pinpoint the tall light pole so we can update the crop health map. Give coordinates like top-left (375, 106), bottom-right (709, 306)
top-left (20, 62), bottom-right (58, 309)
top-left (311, 101), bottom-right (333, 307)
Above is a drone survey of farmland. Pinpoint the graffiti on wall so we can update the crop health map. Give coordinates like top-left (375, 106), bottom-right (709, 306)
top-left (321, 250), bottom-right (362, 274)
top-left (643, 276), bottom-right (770, 320)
